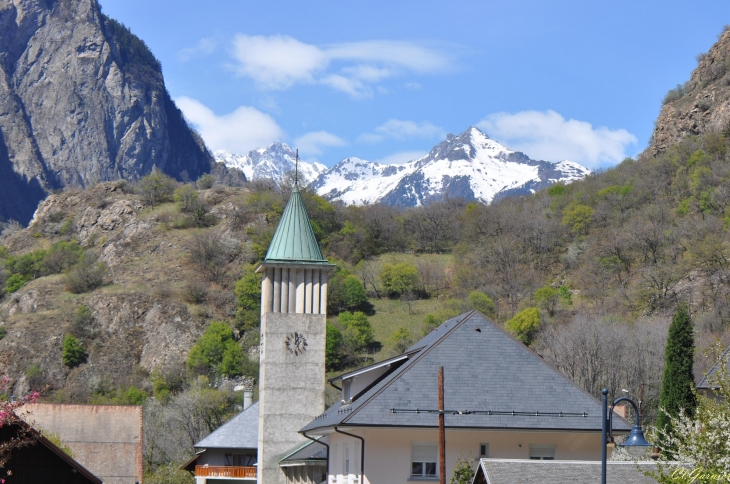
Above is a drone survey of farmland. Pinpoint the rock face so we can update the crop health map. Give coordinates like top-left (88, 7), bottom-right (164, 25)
top-left (0, 0), bottom-right (214, 224)
top-left (646, 29), bottom-right (730, 157)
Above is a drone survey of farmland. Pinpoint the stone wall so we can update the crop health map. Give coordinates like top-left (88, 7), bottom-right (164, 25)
top-left (26, 403), bottom-right (143, 484)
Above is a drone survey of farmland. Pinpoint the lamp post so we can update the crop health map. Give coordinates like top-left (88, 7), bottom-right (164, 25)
top-left (601, 388), bottom-right (652, 484)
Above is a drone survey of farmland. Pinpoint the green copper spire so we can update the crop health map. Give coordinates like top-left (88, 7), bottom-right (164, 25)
top-left (264, 185), bottom-right (329, 264)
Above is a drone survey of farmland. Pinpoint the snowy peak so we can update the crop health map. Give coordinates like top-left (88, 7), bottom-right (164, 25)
top-left (313, 126), bottom-right (590, 207)
top-left (214, 127), bottom-right (590, 207)
top-left (214, 141), bottom-right (326, 185)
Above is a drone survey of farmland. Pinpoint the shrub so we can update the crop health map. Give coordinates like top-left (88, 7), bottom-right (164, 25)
top-left (174, 184), bottom-right (201, 213)
top-left (450, 457), bottom-right (474, 484)
top-left (43, 432), bottom-right (75, 458)
top-left (533, 286), bottom-right (559, 317)
top-left (25, 364), bottom-right (45, 390)
top-left (505, 307), bottom-right (541, 345)
top-left (187, 322), bottom-right (244, 377)
top-left (338, 311), bottom-right (375, 354)
top-left (6, 273), bottom-right (26, 294)
top-left (197, 173), bottom-right (216, 190)
top-left (562, 203), bottom-right (594, 235)
top-left (123, 386), bottom-right (148, 405)
top-left (5, 250), bottom-right (46, 279)
top-left (387, 327), bottom-right (413, 354)
top-left (71, 305), bottom-right (94, 339)
top-left (662, 84), bottom-right (685, 105)
top-left (380, 263), bottom-right (420, 298)
top-left (548, 184), bottom-right (566, 196)
top-left (0, 326), bottom-right (6, 340)
top-left (467, 290), bottom-right (496, 318)
top-left (43, 241), bottom-right (83, 274)
top-left (328, 271), bottom-right (368, 314)
top-left (234, 268), bottom-right (261, 331)
top-left (144, 463), bottom-right (195, 484)
top-left (325, 323), bottom-right (344, 371)
top-left (138, 168), bottom-right (177, 206)
top-left (64, 254), bottom-right (106, 294)
top-left (62, 334), bottom-right (85, 367)
top-left (181, 280), bottom-right (207, 304)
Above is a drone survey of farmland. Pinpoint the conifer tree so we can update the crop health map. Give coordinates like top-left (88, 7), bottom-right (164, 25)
top-left (657, 303), bottom-right (697, 438)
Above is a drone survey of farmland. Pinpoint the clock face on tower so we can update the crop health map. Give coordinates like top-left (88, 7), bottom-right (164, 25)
top-left (285, 332), bottom-right (308, 356)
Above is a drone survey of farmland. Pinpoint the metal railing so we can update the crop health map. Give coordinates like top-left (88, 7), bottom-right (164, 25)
top-left (195, 465), bottom-right (257, 478)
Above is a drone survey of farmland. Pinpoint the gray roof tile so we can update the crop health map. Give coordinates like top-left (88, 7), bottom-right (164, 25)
top-left (195, 402), bottom-right (258, 449)
top-left (303, 312), bottom-right (630, 433)
top-left (475, 459), bottom-right (662, 484)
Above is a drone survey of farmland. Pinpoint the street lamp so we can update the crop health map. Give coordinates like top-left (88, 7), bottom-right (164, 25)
top-left (601, 388), bottom-right (652, 484)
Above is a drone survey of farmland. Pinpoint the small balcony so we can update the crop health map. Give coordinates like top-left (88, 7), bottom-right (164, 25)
top-left (195, 465), bottom-right (257, 480)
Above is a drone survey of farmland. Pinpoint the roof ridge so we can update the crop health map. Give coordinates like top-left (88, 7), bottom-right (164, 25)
top-left (340, 311), bottom-right (477, 425)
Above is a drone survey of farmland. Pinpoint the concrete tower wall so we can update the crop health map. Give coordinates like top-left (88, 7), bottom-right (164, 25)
top-left (257, 311), bottom-right (327, 484)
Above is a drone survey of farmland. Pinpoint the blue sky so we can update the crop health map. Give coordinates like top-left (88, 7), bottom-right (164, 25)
top-left (99, 0), bottom-right (730, 169)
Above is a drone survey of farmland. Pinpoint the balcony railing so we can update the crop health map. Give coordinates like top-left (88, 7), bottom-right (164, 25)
top-left (195, 465), bottom-right (257, 479)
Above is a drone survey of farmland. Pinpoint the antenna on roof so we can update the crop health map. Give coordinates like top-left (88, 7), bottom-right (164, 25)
top-left (295, 149), bottom-right (299, 186)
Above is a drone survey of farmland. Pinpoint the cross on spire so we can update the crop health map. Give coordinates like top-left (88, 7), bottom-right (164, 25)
top-left (295, 149), bottom-right (299, 186)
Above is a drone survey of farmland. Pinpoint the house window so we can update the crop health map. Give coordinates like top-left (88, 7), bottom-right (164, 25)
top-left (224, 454), bottom-right (256, 466)
top-left (479, 443), bottom-right (489, 458)
top-left (529, 445), bottom-right (556, 460)
top-left (411, 442), bottom-right (437, 478)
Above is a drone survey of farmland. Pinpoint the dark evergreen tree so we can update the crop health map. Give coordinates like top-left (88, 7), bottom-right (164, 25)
top-left (657, 303), bottom-right (697, 438)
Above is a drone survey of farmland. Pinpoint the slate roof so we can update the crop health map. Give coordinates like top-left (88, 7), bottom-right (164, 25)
top-left (195, 402), bottom-right (259, 449)
top-left (264, 184), bottom-right (331, 265)
top-left (302, 311), bottom-right (630, 433)
top-left (473, 459), bottom-right (661, 484)
top-left (279, 439), bottom-right (328, 465)
top-left (697, 345), bottom-right (730, 390)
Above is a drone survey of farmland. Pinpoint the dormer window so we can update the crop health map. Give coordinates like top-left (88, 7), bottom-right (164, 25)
top-left (342, 379), bottom-right (353, 403)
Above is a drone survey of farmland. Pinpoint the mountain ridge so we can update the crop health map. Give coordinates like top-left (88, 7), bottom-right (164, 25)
top-left (217, 127), bottom-right (591, 207)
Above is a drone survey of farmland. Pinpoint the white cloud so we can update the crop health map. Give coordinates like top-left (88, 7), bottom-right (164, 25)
top-left (176, 96), bottom-right (283, 153)
top-left (478, 110), bottom-right (637, 168)
top-left (358, 119), bottom-right (445, 143)
top-left (232, 34), bottom-right (328, 89)
top-left (374, 151), bottom-right (428, 165)
top-left (177, 38), bottom-right (216, 62)
top-left (294, 131), bottom-right (346, 156)
top-left (230, 35), bottom-right (451, 97)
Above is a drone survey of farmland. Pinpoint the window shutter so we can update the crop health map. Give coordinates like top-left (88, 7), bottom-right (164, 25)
top-left (412, 443), bottom-right (437, 462)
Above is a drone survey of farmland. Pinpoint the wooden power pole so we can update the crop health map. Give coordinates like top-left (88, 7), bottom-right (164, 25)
top-left (438, 366), bottom-right (445, 484)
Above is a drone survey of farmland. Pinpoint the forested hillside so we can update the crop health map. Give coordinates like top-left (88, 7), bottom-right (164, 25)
top-left (1, 127), bottom-right (730, 478)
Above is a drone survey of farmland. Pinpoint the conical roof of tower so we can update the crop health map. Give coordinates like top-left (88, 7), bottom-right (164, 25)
top-left (264, 185), bottom-right (331, 265)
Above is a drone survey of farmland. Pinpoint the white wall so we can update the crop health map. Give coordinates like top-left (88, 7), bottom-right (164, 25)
top-left (326, 427), bottom-right (604, 484)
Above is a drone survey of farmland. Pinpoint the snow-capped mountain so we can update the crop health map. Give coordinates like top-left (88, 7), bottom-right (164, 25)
top-left (310, 127), bottom-right (590, 207)
top-left (214, 141), bottom-right (327, 185)
top-left (214, 128), bottom-right (590, 206)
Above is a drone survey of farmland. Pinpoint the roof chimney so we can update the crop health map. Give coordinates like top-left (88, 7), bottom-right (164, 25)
top-left (243, 388), bottom-right (254, 410)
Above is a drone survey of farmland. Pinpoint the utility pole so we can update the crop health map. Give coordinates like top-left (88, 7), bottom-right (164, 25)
top-left (438, 366), bottom-right (445, 484)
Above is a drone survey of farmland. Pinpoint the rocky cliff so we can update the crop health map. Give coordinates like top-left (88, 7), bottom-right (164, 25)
top-left (646, 28), bottom-right (730, 157)
top-left (0, 0), bottom-right (215, 225)
top-left (0, 182), bottom-right (259, 400)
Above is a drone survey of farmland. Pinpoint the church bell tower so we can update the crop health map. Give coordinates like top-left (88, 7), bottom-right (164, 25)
top-left (255, 182), bottom-right (334, 484)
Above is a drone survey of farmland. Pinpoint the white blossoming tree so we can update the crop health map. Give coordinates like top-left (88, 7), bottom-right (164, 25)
top-left (647, 343), bottom-right (730, 483)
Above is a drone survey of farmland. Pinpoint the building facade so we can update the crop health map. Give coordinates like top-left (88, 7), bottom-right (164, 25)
top-left (255, 184), bottom-right (334, 484)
